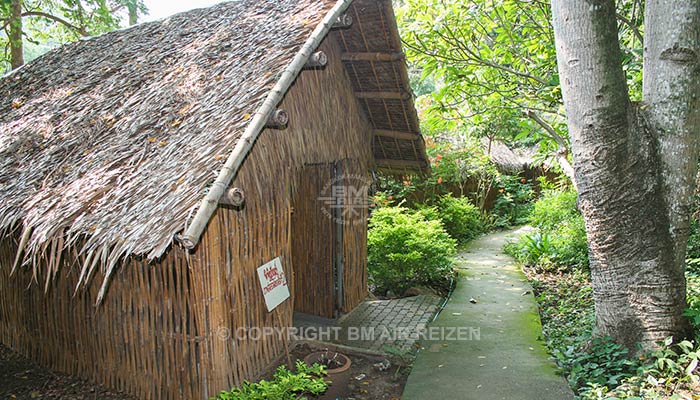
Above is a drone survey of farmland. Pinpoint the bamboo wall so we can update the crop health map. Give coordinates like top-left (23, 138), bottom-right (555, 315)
top-left (0, 34), bottom-right (373, 400)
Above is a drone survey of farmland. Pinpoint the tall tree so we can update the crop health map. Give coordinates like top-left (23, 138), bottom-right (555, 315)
top-left (8, 0), bottom-right (23, 69)
top-left (551, 0), bottom-right (700, 349)
top-left (397, 0), bottom-right (644, 184)
top-left (1, 0), bottom-right (147, 71)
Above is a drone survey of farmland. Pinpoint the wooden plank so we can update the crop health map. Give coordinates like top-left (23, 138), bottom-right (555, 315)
top-left (341, 51), bottom-right (404, 62)
top-left (291, 163), bottom-right (336, 318)
top-left (374, 129), bottom-right (420, 140)
top-left (355, 90), bottom-right (411, 100)
top-left (375, 158), bottom-right (427, 169)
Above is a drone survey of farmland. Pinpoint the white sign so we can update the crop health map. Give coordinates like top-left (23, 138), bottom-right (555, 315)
top-left (256, 257), bottom-right (290, 312)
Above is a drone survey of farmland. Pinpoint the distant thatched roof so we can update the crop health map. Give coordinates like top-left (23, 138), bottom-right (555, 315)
top-left (482, 138), bottom-right (539, 174)
top-left (0, 0), bottom-right (425, 292)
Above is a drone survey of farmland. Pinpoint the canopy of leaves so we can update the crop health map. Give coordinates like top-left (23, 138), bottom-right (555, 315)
top-left (396, 0), bottom-right (644, 168)
top-left (0, 0), bottom-right (146, 71)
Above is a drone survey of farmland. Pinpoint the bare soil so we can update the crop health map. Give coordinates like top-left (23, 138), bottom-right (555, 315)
top-left (1, 342), bottom-right (408, 400)
top-left (0, 344), bottom-right (135, 400)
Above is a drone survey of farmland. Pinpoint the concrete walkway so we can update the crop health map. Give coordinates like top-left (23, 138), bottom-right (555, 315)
top-left (402, 228), bottom-right (573, 400)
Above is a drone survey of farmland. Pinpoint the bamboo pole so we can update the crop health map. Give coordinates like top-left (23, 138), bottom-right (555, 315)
top-left (178, 0), bottom-right (354, 250)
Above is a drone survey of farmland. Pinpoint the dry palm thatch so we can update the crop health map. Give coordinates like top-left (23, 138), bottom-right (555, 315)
top-left (0, 0), bottom-right (337, 297)
top-left (483, 137), bottom-right (540, 175)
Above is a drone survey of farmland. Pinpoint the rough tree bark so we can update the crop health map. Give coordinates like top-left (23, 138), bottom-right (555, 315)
top-left (9, 0), bottom-right (24, 70)
top-left (551, 0), bottom-right (700, 350)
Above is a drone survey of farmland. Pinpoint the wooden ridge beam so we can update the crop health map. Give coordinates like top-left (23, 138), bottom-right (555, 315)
top-left (341, 52), bottom-right (404, 62)
top-left (355, 91), bottom-right (411, 100)
top-left (375, 158), bottom-right (427, 169)
top-left (373, 129), bottom-right (420, 141)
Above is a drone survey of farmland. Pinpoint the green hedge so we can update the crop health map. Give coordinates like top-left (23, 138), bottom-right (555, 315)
top-left (368, 206), bottom-right (456, 295)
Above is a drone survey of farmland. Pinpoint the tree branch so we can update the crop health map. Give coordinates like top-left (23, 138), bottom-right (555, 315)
top-left (22, 11), bottom-right (90, 36)
top-left (523, 109), bottom-right (577, 189)
top-left (616, 12), bottom-right (644, 45)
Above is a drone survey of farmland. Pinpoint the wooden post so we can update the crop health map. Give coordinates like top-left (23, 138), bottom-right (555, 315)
top-left (219, 187), bottom-right (245, 207)
top-left (303, 51), bottom-right (328, 69)
top-left (265, 109), bottom-right (289, 129)
top-left (332, 13), bottom-right (353, 28)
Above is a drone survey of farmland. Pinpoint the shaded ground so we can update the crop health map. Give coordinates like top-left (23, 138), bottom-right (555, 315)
top-left (402, 228), bottom-right (573, 400)
top-left (0, 344), bottom-right (134, 400)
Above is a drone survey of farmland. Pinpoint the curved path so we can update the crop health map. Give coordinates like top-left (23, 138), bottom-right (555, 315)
top-left (402, 228), bottom-right (573, 400)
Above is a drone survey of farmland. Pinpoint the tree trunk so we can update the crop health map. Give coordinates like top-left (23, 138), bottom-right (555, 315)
top-left (551, 0), bottom-right (700, 350)
top-left (9, 0), bottom-right (24, 70)
top-left (127, 3), bottom-right (138, 26)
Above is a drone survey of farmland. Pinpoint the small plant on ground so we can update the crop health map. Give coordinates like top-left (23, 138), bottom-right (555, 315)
top-left (505, 189), bottom-right (588, 271)
top-left (367, 206), bottom-right (456, 296)
top-left (211, 361), bottom-right (328, 400)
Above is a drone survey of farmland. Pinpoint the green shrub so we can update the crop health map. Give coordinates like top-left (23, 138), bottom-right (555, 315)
top-left (417, 194), bottom-right (484, 244)
top-left (491, 175), bottom-right (535, 228)
top-left (529, 189), bottom-right (579, 230)
top-left (578, 338), bottom-right (700, 399)
top-left (558, 336), bottom-right (640, 391)
top-left (212, 361), bottom-right (327, 400)
top-left (436, 194), bottom-right (484, 243)
top-left (505, 189), bottom-right (588, 271)
top-left (367, 206), bottom-right (457, 295)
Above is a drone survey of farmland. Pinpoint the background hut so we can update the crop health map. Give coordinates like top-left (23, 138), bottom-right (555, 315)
top-left (0, 0), bottom-right (427, 398)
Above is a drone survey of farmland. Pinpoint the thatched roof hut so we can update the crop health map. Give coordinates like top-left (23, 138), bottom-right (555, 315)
top-left (482, 138), bottom-right (539, 175)
top-left (0, 0), bottom-right (426, 398)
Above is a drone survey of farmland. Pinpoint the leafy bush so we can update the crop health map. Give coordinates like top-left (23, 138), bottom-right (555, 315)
top-left (373, 135), bottom-right (498, 208)
top-left (436, 194), bottom-right (484, 243)
top-left (367, 206), bottom-right (457, 295)
top-left (578, 338), bottom-right (700, 399)
top-left (529, 189), bottom-right (579, 230)
top-left (559, 336), bottom-right (640, 391)
top-left (417, 194), bottom-right (484, 244)
top-left (491, 175), bottom-right (535, 228)
top-left (505, 189), bottom-right (588, 271)
top-left (212, 361), bottom-right (327, 400)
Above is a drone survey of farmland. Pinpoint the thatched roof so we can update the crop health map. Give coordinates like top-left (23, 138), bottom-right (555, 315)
top-left (482, 138), bottom-right (539, 175)
top-left (0, 0), bottom-right (425, 296)
top-left (332, 0), bottom-right (426, 171)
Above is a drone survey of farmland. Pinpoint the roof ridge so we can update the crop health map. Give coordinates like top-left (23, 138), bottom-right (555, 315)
top-left (175, 0), bottom-right (354, 252)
